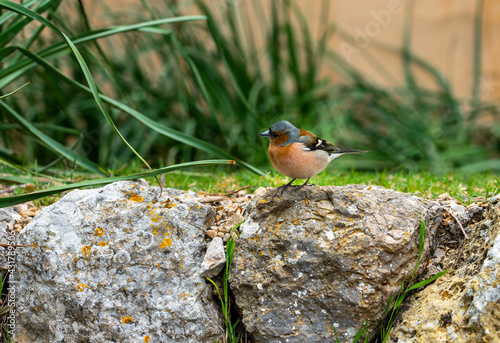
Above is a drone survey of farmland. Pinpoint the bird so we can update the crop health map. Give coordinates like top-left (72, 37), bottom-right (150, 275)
top-left (260, 121), bottom-right (369, 187)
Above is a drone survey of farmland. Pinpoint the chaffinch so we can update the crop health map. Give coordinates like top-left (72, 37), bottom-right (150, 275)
top-left (260, 121), bottom-right (369, 186)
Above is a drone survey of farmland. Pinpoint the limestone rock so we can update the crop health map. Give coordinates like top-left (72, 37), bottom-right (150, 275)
top-left (200, 237), bottom-right (226, 277)
top-left (230, 184), bottom-right (443, 342)
top-left (14, 180), bottom-right (224, 343)
top-left (390, 196), bottom-right (500, 343)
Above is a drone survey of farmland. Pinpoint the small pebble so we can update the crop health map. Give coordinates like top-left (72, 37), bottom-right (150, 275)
top-left (206, 230), bottom-right (218, 239)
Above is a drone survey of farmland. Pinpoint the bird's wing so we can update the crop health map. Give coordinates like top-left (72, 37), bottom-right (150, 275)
top-left (298, 131), bottom-right (339, 152)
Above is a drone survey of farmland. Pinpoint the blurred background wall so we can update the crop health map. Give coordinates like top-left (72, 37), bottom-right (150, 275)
top-left (79, 0), bottom-right (499, 103)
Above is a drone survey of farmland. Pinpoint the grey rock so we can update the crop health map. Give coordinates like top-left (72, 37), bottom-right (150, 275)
top-left (230, 185), bottom-right (443, 343)
top-left (199, 237), bottom-right (226, 277)
top-left (14, 180), bottom-right (224, 343)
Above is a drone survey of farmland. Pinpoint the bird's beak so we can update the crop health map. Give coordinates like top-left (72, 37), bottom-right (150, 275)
top-left (260, 130), bottom-right (270, 138)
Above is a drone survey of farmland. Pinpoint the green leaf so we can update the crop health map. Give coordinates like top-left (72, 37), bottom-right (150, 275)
top-left (406, 270), bottom-right (448, 292)
top-left (0, 160), bottom-right (234, 208)
top-left (353, 320), bottom-right (369, 343)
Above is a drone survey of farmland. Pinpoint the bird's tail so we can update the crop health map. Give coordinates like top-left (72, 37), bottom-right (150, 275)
top-left (328, 149), bottom-right (370, 161)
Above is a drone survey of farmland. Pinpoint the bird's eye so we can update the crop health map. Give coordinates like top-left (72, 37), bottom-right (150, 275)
top-left (269, 130), bottom-right (279, 138)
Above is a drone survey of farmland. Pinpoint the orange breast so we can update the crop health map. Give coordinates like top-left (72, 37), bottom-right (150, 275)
top-left (268, 143), bottom-right (330, 179)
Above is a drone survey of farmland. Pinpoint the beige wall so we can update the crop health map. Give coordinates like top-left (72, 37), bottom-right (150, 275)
top-left (327, 0), bottom-right (499, 101)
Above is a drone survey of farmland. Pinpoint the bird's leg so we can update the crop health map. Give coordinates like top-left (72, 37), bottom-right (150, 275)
top-left (300, 178), bottom-right (310, 186)
top-left (274, 178), bottom-right (295, 198)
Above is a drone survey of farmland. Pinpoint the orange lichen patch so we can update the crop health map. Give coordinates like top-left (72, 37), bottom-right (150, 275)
top-left (74, 253), bottom-right (79, 262)
top-left (160, 237), bottom-right (173, 249)
top-left (132, 184), bottom-right (137, 188)
top-left (144, 335), bottom-right (151, 342)
top-left (33, 242), bottom-right (37, 249)
top-left (82, 245), bottom-right (91, 257)
top-left (157, 263), bottom-right (161, 267)
top-left (95, 228), bottom-right (104, 237)
top-left (75, 269), bottom-right (80, 275)
top-left (130, 194), bottom-right (144, 202)
top-left (97, 241), bottom-right (109, 247)
top-left (121, 316), bottom-right (133, 324)
top-left (78, 283), bottom-right (87, 292)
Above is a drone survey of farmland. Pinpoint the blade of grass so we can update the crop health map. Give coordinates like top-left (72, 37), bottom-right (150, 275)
top-left (0, 159), bottom-right (235, 208)
top-left (0, 76), bottom-right (34, 99)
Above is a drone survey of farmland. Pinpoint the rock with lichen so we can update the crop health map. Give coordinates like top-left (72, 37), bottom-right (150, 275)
top-left (390, 195), bottom-right (500, 343)
top-left (14, 180), bottom-right (224, 343)
top-left (230, 184), bottom-right (443, 343)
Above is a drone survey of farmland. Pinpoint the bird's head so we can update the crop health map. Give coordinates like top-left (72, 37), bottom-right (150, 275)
top-left (260, 121), bottom-right (300, 147)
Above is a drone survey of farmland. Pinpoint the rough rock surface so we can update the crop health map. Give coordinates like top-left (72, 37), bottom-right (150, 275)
top-left (230, 185), bottom-right (443, 342)
top-left (15, 180), bottom-right (224, 343)
top-left (390, 195), bottom-right (500, 343)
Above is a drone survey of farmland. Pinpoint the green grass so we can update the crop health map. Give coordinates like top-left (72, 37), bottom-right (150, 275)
top-left (3, 163), bottom-right (496, 208)
top-left (155, 168), bottom-right (499, 204)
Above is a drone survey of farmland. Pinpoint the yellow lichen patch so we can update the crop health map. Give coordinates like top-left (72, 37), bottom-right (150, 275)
top-left (259, 251), bottom-right (264, 256)
top-left (153, 229), bottom-right (158, 236)
top-left (160, 237), bottom-right (173, 249)
top-left (82, 245), bottom-right (91, 257)
top-left (130, 194), bottom-right (144, 202)
top-left (78, 283), bottom-right (87, 292)
top-left (157, 263), bottom-right (161, 267)
top-left (197, 205), bottom-right (201, 210)
top-left (164, 198), bottom-right (177, 209)
top-left (74, 253), bottom-right (78, 263)
top-left (121, 316), bottom-right (133, 324)
top-left (259, 199), bottom-right (266, 204)
top-left (132, 184), bottom-right (137, 188)
top-left (97, 241), bottom-right (109, 247)
top-left (95, 227), bottom-right (104, 237)
top-left (144, 335), bottom-right (151, 342)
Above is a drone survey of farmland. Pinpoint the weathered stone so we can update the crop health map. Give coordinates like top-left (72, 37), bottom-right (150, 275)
top-left (390, 196), bottom-right (500, 343)
top-left (14, 180), bottom-right (224, 343)
top-left (231, 185), bottom-right (443, 342)
top-left (199, 237), bottom-right (226, 277)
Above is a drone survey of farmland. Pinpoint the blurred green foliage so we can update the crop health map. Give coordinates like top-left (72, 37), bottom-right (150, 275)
top-left (1, 0), bottom-right (499, 176)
